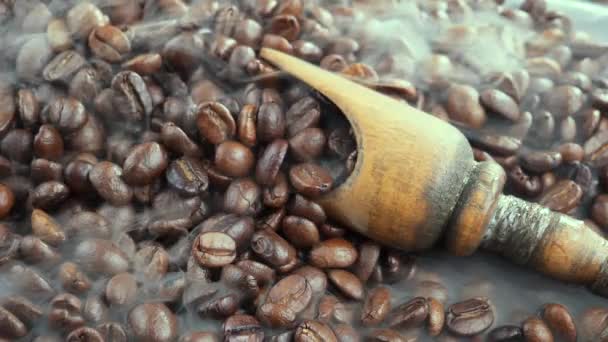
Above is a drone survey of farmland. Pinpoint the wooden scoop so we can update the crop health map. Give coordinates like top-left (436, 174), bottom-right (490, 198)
top-left (260, 48), bottom-right (608, 296)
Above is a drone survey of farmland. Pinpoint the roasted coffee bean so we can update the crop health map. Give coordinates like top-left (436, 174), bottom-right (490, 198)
top-left (105, 272), bottom-right (137, 307)
top-left (89, 25), bottom-right (131, 63)
top-left (257, 103), bottom-right (286, 142)
top-left (1, 296), bottom-right (41, 331)
top-left (1, 129), bottom-right (33, 163)
top-left (361, 287), bottom-right (391, 326)
top-left (310, 238), bottom-right (357, 268)
top-left (65, 211), bottom-right (111, 239)
top-left (81, 296), bottom-right (108, 323)
top-left (353, 242), bottom-right (381, 283)
top-left (0, 185), bottom-right (14, 219)
top-left (585, 131), bottom-right (608, 167)
top-left (66, 114), bottom-right (105, 154)
top-left (286, 97), bottom-right (321, 137)
top-left (197, 102), bottom-right (236, 145)
top-left (487, 325), bottom-right (524, 342)
top-left (367, 328), bottom-right (408, 342)
top-left (279, 214), bottom-right (321, 249)
top-left (30, 181), bottom-right (70, 210)
top-left (69, 67), bottom-right (102, 105)
top-left (215, 141), bottom-right (255, 178)
top-left (58, 262), bottom-right (91, 294)
top-left (64, 159), bottom-right (94, 194)
top-left (163, 32), bottom-right (205, 77)
top-left (19, 235), bottom-right (60, 264)
top-left (89, 161), bottom-right (133, 205)
top-left (45, 97), bottom-right (88, 134)
top-left (133, 246), bottom-right (169, 281)
top-left (523, 316), bottom-right (554, 342)
top-left (480, 89), bottom-right (520, 122)
top-left (43, 50), bottom-right (87, 83)
top-left (387, 297), bottom-right (428, 329)
top-left (543, 85), bottom-right (584, 118)
top-left (539, 180), bottom-right (582, 213)
top-left (263, 173), bottom-right (290, 208)
top-left (198, 214), bottom-right (255, 252)
top-left (446, 84), bottom-right (486, 128)
top-left (541, 303), bottom-right (576, 342)
top-left (112, 71), bottom-right (153, 122)
top-left (161, 123), bottom-right (202, 157)
top-left (258, 274), bottom-right (312, 327)
top-left (427, 297), bottom-right (445, 337)
top-left (0, 306), bottom-right (27, 339)
top-left (192, 232), bottom-right (237, 268)
top-left (255, 139), bottom-right (288, 186)
top-left (290, 128), bottom-right (327, 162)
top-left (97, 322), bottom-right (128, 342)
top-left (164, 157), bottom-right (208, 197)
top-left (289, 163), bottom-right (333, 198)
top-left (251, 229), bottom-right (298, 272)
top-left (592, 194), bottom-right (608, 229)
top-left (66, 327), bottom-right (104, 342)
top-left (559, 143), bottom-right (584, 163)
top-left (328, 269), bottom-right (364, 300)
top-left (128, 303), bottom-right (178, 342)
top-left (66, 2), bottom-right (108, 39)
top-left (520, 151), bottom-right (562, 173)
top-left (224, 178), bottom-right (262, 215)
top-left (224, 314), bottom-right (264, 342)
top-left (31, 209), bottom-right (66, 246)
top-left (293, 266), bottom-right (327, 295)
top-left (73, 239), bottom-right (129, 276)
top-left (295, 320), bottom-right (337, 342)
top-left (17, 89), bottom-right (40, 128)
top-left (17, 37), bottom-right (53, 81)
top-left (122, 142), bottom-right (168, 186)
top-left (446, 297), bottom-right (494, 337)
top-left (48, 293), bottom-right (85, 332)
top-left (269, 15), bottom-right (301, 41)
top-left (31, 159), bottom-right (63, 184)
top-left (508, 165), bottom-right (543, 197)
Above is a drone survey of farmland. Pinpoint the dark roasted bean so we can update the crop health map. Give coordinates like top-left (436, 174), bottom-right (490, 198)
top-left (539, 180), bottom-right (582, 213)
top-left (310, 238), bottom-right (357, 268)
top-left (522, 316), bottom-right (554, 342)
top-left (361, 287), bottom-right (391, 326)
top-left (215, 141), bottom-right (255, 178)
top-left (387, 297), bottom-right (428, 329)
top-left (446, 297), bottom-right (494, 337)
top-left (128, 303), bottom-right (178, 342)
top-left (251, 229), bottom-right (297, 273)
top-left (289, 163), bottom-right (333, 198)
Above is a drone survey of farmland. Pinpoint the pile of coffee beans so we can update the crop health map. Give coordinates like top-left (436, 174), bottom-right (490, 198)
top-left (0, 0), bottom-right (607, 341)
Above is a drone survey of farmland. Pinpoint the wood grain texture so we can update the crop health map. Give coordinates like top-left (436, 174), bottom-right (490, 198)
top-left (261, 48), bottom-right (474, 251)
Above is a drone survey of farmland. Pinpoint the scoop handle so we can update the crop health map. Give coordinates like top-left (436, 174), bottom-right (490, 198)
top-left (481, 194), bottom-right (608, 296)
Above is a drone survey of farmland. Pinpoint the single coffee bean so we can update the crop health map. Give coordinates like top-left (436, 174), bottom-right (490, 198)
top-left (367, 328), bottom-right (408, 342)
top-left (268, 15), bottom-right (301, 41)
top-left (541, 303), bottom-right (576, 342)
top-left (66, 327), bottom-right (104, 342)
top-left (289, 128), bottom-right (327, 162)
top-left (58, 262), bottom-right (91, 294)
top-left (89, 161), bottom-right (133, 205)
top-left (30, 181), bottom-right (70, 210)
top-left (256, 139), bottom-right (288, 186)
top-left (265, 274), bottom-right (312, 314)
top-left (97, 322), bottom-right (128, 342)
top-left (1, 129), bottom-right (33, 163)
top-left (166, 157), bottom-right (209, 197)
top-left (69, 67), bottom-right (101, 105)
top-left (257, 102), bottom-right (286, 142)
top-left (508, 165), bottom-right (543, 197)
top-left (286, 97), bottom-right (321, 137)
top-left (361, 286), bottom-right (391, 326)
top-left (487, 325), bottom-right (524, 342)
top-left (88, 25), bottom-right (131, 63)
top-left (224, 178), bottom-right (262, 216)
top-left (282, 214), bottom-right (321, 249)
top-left (163, 32), bottom-right (205, 77)
top-left (295, 320), bottom-right (337, 342)
top-left (310, 238), bottom-right (357, 268)
top-left (45, 97), bottom-right (88, 134)
top-left (538, 180), bottom-right (582, 213)
top-left (251, 229), bottom-right (298, 273)
top-left (133, 246), bottom-right (169, 281)
top-left (263, 173), bottom-right (290, 208)
top-left (161, 122), bottom-right (203, 157)
top-left (64, 159), bottom-right (94, 194)
top-left (73, 238), bottom-right (129, 276)
top-left (215, 141), bottom-right (255, 178)
top-left (128, 303), bottom-right (178, 342)
top-left (294, 266), bottom-right (327, 295)
top-left (123, 53), bottom-right (163, 75)
top-left (520, 150), bottom-right (562, 173)
top-left (585, 130), bottom-right (608, 168)
top-left (522, 316), bottom-right (554, 342)
top-left (48, 18), bottom-right (73, 52)
top-left (559, 143), bottom-right (584, 163)
top-left (31, 159), bottom-right (63, 184)
top-left (289, 163), bottom-right (333, 198)
top-left (66, 2), bottom-right (108, 39)
top-left (197, 102), bottom-right (236, 145)
top-left (17, 89), bottom-right (40, 128)
top-left (427, 297), bottom-right (445, 337)
top-left (82, 295), bottom-right (108, 324)
top-left (122, 142), bottom-right (169, 186)
top-left (0, 306), bottom-right (27, 339)
top-left (224, 314), bottom-right (264, 342)
top-left (446, 297), bottom-right (494, 337)
top-left (0, 184), bottom-right (14, 219)
top-left (48, 293), bottom-right (85, 332)
top-left (328, 269), bottom-right (364, 300)
top-left (192, 232), bottom-right (237, 268)
top-left (387, 297), bottom-right (428, 329)
top-left (19, 235), bottom-right (61, 264)
top-left (31, 209), bottom-right (66, 246)
top-left (480, 89), bottom-right (520, 122)
top-left (43, 50), bottom-right (86, 83)
top-left (446, 84), bottom-right (486, 128)
top-left (105, 272), bottom-right (137, 307)
top-left (112, 71), bottom-right (153, 122)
